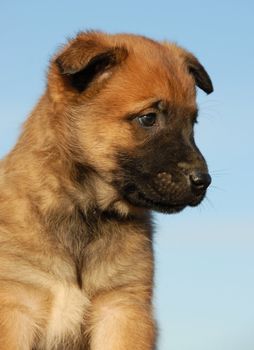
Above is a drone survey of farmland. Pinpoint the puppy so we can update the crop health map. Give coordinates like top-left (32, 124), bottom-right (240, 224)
top-left (0, 31), bottom-right (213, 349)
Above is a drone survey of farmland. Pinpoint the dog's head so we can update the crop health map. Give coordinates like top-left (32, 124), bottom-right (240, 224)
top-left (49, 31), bottom-right (213, 214)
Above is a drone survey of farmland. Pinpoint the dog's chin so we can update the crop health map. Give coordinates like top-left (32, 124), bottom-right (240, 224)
top-left (123, 191), bottom-right (185, 214)
top-left (123, 190), bottom-right (206, 214)
top-left (188, 194), bottom-right (206, 207)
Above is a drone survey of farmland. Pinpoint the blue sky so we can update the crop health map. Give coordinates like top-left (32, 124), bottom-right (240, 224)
top-left (1, 1), bottom-right (254, 349)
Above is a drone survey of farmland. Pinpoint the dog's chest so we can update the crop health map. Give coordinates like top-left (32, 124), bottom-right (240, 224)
top-left (39, 284), bottom-right (89, 350)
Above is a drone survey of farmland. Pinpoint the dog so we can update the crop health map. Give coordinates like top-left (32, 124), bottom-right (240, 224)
top-left (0, 31), bottom-right (213, 349)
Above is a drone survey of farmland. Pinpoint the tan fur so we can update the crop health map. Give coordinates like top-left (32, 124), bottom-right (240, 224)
top-left (0, 31), bottom-right (209, 349)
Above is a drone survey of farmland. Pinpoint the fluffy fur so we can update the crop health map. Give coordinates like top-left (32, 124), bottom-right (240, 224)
top-left (0, 31), bottom-right (212, 349)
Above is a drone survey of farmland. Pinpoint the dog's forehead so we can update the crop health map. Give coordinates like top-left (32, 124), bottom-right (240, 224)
top-left (106, 36), bottom-right (197, 109)
top-left (100, 48), bottom-right (196, 117)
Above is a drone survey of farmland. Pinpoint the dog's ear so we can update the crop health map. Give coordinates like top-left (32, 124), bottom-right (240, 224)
top-left (54, 32), bottom-right (128, 93)
top-left (163, 42), bottom-right (213, 94)
top-left (184, 53), bottom-right (213, 94)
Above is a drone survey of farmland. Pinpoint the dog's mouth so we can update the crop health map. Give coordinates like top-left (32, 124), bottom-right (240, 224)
top-left (121, 182), bottom-right (206, 214)
top-left (136, 191), bottom-right (186, 213)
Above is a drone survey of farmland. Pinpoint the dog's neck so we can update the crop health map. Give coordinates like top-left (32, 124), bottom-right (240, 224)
top-left (2, 92), bottom-right (145, 232)
top-left (0, 91), bottom-right (150, 287)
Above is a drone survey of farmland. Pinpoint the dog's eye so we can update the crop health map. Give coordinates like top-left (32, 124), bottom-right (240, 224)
top-left (138, 113), bottom-right (157, 128)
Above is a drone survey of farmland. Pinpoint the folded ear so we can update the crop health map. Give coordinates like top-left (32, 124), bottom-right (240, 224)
top-left (54, 32), bottom-right (128, 93)
top-left (163, 42), bottom-right (213, 94)
top-left (185, 53), bottom-right (213, 94)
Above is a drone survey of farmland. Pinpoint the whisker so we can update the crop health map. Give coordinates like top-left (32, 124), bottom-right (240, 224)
top-left (210, 185), bottom-right (226, 192)
top-left (197, 99), bottom-right (222, 121)
top-left (204, 196), bottom-right (215, 210)
top-left (196, 198), bottom-right (211, 213)
top-left (210, 169), bottom-right (229, 176)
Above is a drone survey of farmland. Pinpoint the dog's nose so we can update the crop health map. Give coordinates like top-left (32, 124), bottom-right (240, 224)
top-left (189, 171), bottom-right (211, 193)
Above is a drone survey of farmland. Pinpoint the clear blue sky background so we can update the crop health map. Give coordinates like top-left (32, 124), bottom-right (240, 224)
top-left (0, 1), bottom-right (254, 349)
